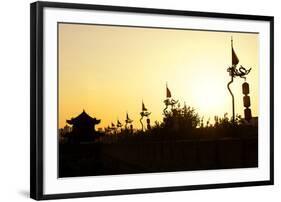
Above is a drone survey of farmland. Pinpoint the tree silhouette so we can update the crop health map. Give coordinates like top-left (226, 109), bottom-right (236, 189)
top-left (161, 104), bottom-right (200, 132)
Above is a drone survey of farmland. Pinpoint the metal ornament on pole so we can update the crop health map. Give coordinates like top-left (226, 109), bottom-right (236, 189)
top-left (227, 37), bottom-right (252, 123)
top-left (140, 101), bottom-right (151, 131)
top-left (125, 112), bottom-right (133, 132)
top-left (163, 83), bottom-right (178, 116)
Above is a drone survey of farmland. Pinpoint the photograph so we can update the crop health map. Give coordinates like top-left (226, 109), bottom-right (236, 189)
top-left (58, 23), bottom-right (259, 178)
top-left (0, 0), bottom-right (278, 201)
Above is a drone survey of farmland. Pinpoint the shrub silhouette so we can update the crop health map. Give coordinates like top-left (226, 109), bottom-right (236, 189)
top-left (157, 104), bottom-right (200, 133)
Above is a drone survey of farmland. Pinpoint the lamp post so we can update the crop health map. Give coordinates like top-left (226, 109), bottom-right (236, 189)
top-left (227, 37), bottom-right (251, 123)
top-left (140, 101), bottom-right (151, 131)
top-left (163, 83), bottom-right (178, 115)
top-left (125, 112), bottom-right (134, 134)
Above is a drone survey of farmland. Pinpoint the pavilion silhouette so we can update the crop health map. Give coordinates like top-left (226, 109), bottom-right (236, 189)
top-left (66, 110), bottom-right (101, 142)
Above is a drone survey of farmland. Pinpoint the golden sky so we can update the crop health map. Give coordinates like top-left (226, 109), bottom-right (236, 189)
top-left (58, 23), bottom-right (259, 129)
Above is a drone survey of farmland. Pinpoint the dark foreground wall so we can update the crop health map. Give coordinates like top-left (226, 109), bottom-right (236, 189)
top-left (59, 137), bottom-right (257, 177)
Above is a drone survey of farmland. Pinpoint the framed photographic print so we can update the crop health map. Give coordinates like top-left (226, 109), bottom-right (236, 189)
top-left (30, 1), bottom-right (274, 200)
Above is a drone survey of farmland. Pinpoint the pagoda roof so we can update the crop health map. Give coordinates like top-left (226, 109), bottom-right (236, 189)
top-left (67, 110), bottom-right (100, 125)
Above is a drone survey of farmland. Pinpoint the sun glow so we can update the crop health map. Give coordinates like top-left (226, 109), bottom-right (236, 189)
top-left (191, 78), bottom-right (227, 117)
top-left (59, 23), bottom-right (258, 129)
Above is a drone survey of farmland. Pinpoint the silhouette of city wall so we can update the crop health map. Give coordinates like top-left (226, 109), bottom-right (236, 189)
top-left (59, 136), bottom-right (257, 177)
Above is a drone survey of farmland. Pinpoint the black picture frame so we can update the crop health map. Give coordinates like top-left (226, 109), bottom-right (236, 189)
top-left (30, 1), bottom-right (274, 200)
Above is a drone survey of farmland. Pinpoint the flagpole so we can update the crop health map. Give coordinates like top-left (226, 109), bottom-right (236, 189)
top-left (229, 36), bottom-right (235, 123)
top-left (227, 76), bottom-right (235, 123)
top-left (227, 37), bottom-right (252, 124)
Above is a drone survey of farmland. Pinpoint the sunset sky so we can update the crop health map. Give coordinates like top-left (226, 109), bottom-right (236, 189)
top-left (58, 23), bottom-right (259, 129)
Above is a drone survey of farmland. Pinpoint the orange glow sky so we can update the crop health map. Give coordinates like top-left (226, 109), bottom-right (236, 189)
top-left (58, 23), bottom-right (259, 129)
